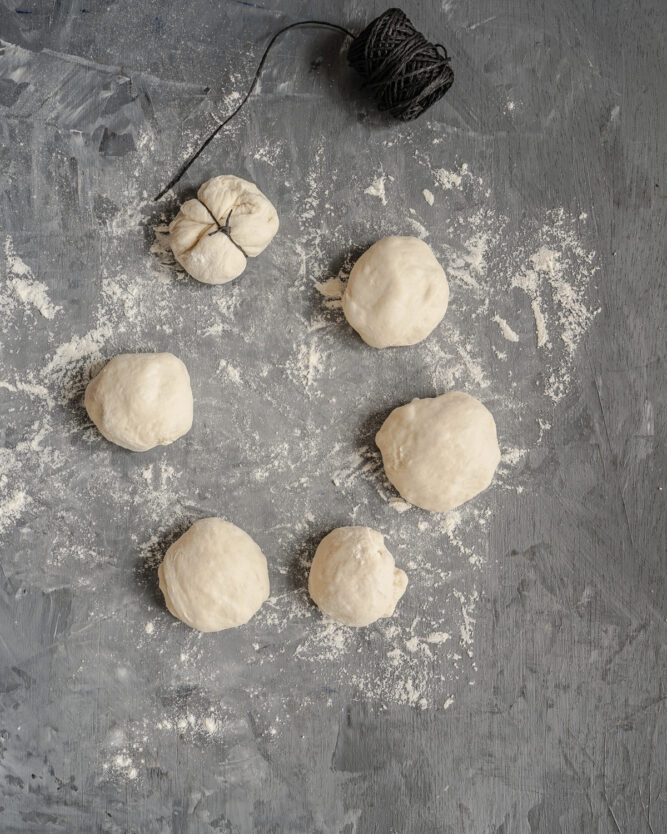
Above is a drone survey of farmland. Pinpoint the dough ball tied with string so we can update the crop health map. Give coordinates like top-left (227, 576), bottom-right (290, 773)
top-left (169, 174), bottom-right (279, 285)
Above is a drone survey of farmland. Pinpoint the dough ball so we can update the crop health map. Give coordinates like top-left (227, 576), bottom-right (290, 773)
top-left (376, 391), bottom-right (501, 512)
top-left (342, 236), bottom-right (449, 348)
top-left (308, 526), bottom-right (408, 627)
top-left (85, 352), bottom-right (193, 452)
top-left (158, 517), bottom-right (270, 632)
top-left (169, 174), bottom-right (279, 285)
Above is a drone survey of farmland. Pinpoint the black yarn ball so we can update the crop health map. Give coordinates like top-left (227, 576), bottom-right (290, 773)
top-left (348, 8), bottom-right (454, 121)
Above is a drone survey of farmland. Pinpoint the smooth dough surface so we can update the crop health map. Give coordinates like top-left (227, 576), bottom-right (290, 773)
top-left (169, 174), bottom-right (279, 285)
top-left (376, 391), bottom-right (501, 512)
top-left (85, 352), bottom-right (193, 452)
top-left (158, 517), bottom-right (270, 632)
top-left (342, 236), bottom-right (449, 348)
top-left (308, 526), bottom-right (408, 627)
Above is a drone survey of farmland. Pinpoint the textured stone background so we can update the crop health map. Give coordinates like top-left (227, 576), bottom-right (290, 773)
top-left (0, 1), bottom-right (665, 832)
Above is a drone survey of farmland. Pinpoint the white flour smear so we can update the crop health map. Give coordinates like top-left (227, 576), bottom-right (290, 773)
top-left (0, 490), bottom-right (29, 535)
top-left (435, 167), bottom-right (462, 189)
top-left (493, 314), bottom-right (520, 342)
top-left (0, 89), bottom-right (599, 768)
top-left (11, 277), bottom-right (61, 319)
top-left (364, 172), bottom-right (389, 204)
top-left (4, 237), bottom-right (61, 319)
top-left (274, 151), bottom-right (600, 715)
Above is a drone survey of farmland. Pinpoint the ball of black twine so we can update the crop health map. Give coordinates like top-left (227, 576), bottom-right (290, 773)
top-left (348, 8), bottom-right (453, 121)
top-left (155, 8), bottom-right (453, 200)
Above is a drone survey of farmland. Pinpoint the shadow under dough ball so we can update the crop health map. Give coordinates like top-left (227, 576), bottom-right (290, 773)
top-left (376, 391), bottom-right (501, 512)
top-left (169, 174), bottom-right (279, 285)
top-left (158, 517), bottom-right (270, 632)
top-left (342, 236), bottom-right (449, 348)
top-left (84, 352), bottom-right (193, 452)
top-left (308, 526), bottom-right (408, 627)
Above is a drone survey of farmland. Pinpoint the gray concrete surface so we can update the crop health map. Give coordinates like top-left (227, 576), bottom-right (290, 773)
top-left (0, 1), bottom-right (665, 832)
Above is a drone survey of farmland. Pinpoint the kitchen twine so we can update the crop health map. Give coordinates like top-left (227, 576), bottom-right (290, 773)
top-left (198, 201), bottom-right (248, 257)
top-left (155, 8), bottom-right (454, 201)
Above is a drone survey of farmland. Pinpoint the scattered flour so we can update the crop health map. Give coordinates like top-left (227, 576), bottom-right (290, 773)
top-left (531, 246), bottom-right (559, 275)
top-left (43, 325), bottom-right (112, 377)
top-left (501, 447), bottom-right (529, 467)
top-left (42, 324), bottom-right (113, 403)
top-left (492, 314), bottom-right (520, 342)
top-left (315, 276), bottom-right (345, 308)
top-left (292, 342), bottom-right (325, 390)
top-left (3, 237), bottom-right (32, 278)
top-left (0, 379), bottom-right (52, 405)
top-left (407, 217), bottom-right (430, 239)
top-left (315, 276), bottom-right (345, 299)
top-left (537, 417), bottom-right (551, 442)
top-left (444, 228), bottom-right (489, 288)
top-left (364, 173), bottom-right (389, 204)
top-left (11, 277), bottom-right (61, 319)
top-left (0, 34), bottom-right (607, 784)
top-left (424, 163), bottom-right (597, 402)
top-left (512, 268), bottom-right (538, 296)
top-left (0, 85), bottom-right (599, 753)
top-left (427, 632), bottom-right (451, 644)
top-left (452, 589), bottom-right (478, 655)
top-left (5, 237), bottom-right (61, 319)
top-left (217, 359), bottom-right (242, 384)
top-left (531, 299), bottom-right (550, 347)
top-left (434, 168), bottom-right (462, 189)
top-left (388, 497), bottom-right (412, 513)
top-left (203, 716), bottom-right (218, 734)
top-left (0, 490), bottom-right (29, 535)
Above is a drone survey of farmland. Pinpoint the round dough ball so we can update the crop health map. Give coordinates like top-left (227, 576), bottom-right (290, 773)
top-left (342, 236), bottom-right (449, 348)
top-left (376, 391), bottom-right (501, 512)
top-left (169, 174), bottom-right (279, 285)
top-left (308, 526), bottom-right (408, 627)
top-left (85, 352), bottom-right (193, 452)
top-left (158, 517), bottom-right (270, 632)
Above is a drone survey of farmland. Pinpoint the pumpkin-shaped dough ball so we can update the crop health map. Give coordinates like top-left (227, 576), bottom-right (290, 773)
top-left (158, 518), bottom-right (270, 632)
top-left (308, 526), bottom-right (408, 627)
top-left (84, 352), bottom-right (193, 452)
top-left (169, 174), bottom-right (279, 285)
top-left (376, 391), bottom-right (501, 512)
top-left (342, 236), bottom-right (449, 347)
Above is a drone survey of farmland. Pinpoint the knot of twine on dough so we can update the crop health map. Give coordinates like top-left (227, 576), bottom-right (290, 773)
top-left (196, 199), bottom-right (248, 258)
top-left (155, 9), bottom-right (453, 201)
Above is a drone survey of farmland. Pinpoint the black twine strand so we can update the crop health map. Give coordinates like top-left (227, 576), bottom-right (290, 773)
top-left (155, 10), bottom-right (453, 201)
top-left (347, 8), bottom-right (453, 121)
top-left (154, 21), bottom-right (352, 201)
top-left (197, 199), bottom-right (248, 258)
